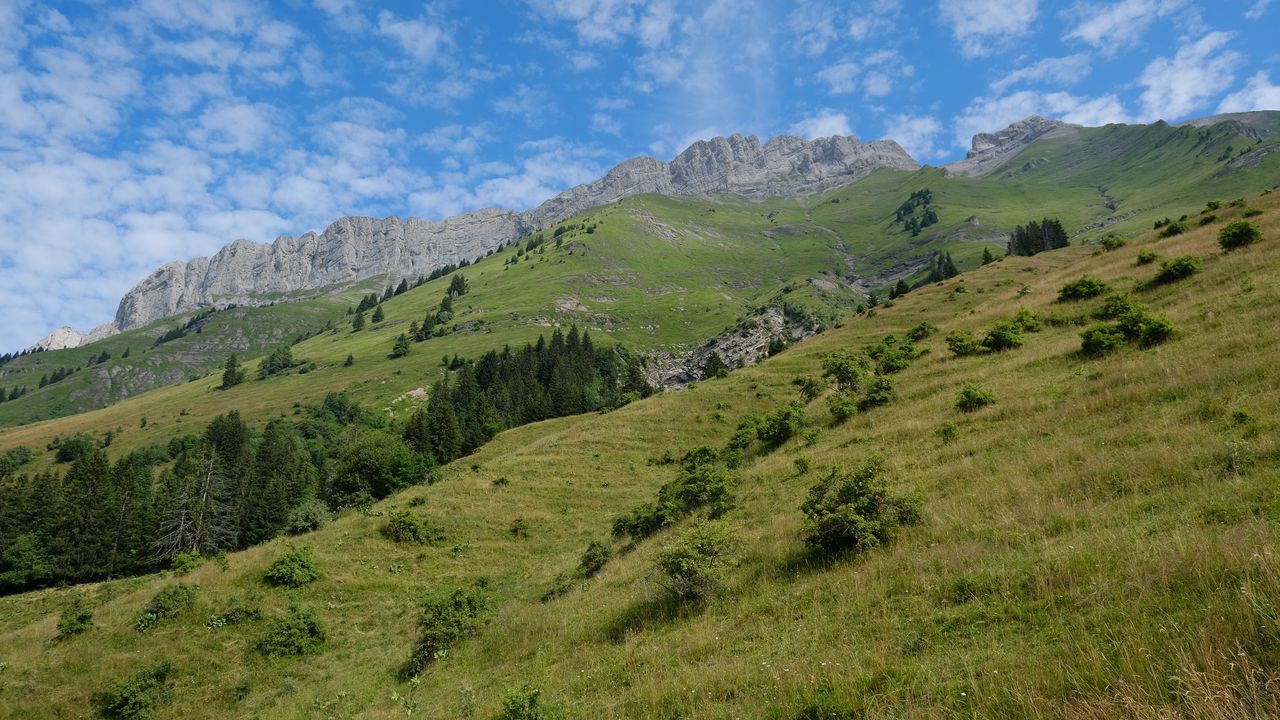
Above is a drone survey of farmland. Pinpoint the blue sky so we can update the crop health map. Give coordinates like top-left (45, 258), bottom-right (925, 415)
top-left (1, 0), bottom-right (1278, 352)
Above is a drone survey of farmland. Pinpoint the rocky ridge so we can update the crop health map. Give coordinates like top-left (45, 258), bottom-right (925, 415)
top-left (104, 133), bottom-right (917, 334)
top-left (944, 116), bottom-right (1073, 178)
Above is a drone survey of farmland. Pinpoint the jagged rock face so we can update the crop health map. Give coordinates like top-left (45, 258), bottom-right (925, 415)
top-left (28, 326), bottom-right (85, 352)
top-left (111, 133), bottom-right (917, 332)
top-left (945, 116), bottom-right (1072, 178)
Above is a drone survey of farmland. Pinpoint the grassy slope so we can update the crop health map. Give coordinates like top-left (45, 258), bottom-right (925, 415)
top-left (1, 193), bottom-right (1277, 719)
top-left (1, 117), bottom-right (1275, 438)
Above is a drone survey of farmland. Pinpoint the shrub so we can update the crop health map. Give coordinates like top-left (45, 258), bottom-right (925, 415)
top-left (1198, 214), bottom-right (1218, 226)
top-left (1094, 293), bottom-right (1136, 320)
top-left (497, 685), bottom-right (554, 720)
top-left (827, 392), bottom-right (858, 424)
top-left (136, 585), bottom-right (196, 632)
top-left (1100, 234), bottom-right (1126, 250)
top-left (1152, 255), bottom-right (1201, 285)
top-left (207, 594), bottom-right (261, 628)
top-left (905, 321), bottom-right (937, 341)
top-left (285, 498), bottom-right (332, 536)
top-left (577, 541), bottom-right (611, 578)
top-left (170, 551), bottom-right (203, 575)
top-left (858, 376), bottom-right (896, 411)
top-left (955, 383), bottom-right (995, 412)
top-left (944, 330), bottom-right (984, 357)
top-left (656, 521), bottom-right (738, 601)
top-left (95, 660), bottom-right (175, 720)
top-left (1116, 308), bottom-right (1175, 347)
top-left (1011, 308), bottom-right (1042, 332)
top-left (57, 594), bottom-right (93, 638)
top-left (800, 458), bottom-right (922, 556)
top-left (981, 320), bottom-right (1024, 352)
top-left (331, 429), bottom-right (436, 506)
top-left (1218, 220), bottom-right (1262, 251)
top-left (794, 456), bottom-right (812, 475)
top-left (793, 376), bottom-right (823, 403)
top-left (403, 587), bottom-right (488, 677)
top-left (1080, 324), bottom-right (1127, 356)
top-left (1243, 207), bottom-right (1263, 218)
top-left (381, 510), bottom-right (444, 545)
top-left (264, 545), bottom-right (321, 589)
top-left (256, 605), bottom-right (326, 657)
top-left (820, 351), bottom-right (871, 393)
top-left (1057, 276), bottom-right (1110, 301)
top-left (935, 422), bottom-right (959, 445)
top-left (1136, 248), bottom-right (1160, 265)
top-left (756, 402), bottom-right (805, 448)
top-left (1158, 221), bottom-right (1186, 238)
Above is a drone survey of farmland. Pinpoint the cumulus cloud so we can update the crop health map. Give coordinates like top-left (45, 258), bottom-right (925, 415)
top-left (788, 110), bottom-right (853, 140)
top-left (990, 54), bottom-right (1092, 94)
top-left (376, 10), bottom-right (450, 64)
top-left (1063, 0), bottom-right (1187, 52)
top-left (1245, 0), bottom-right (1273, 19)
top-left (939, 0), bottom-right (1039, 58)
top-left (1217, 72), bottom-right (1280, 113)
top-left (1138, 32), bottom-right (1242, 120)
top-left (883, 114), bottom-right (942, 161)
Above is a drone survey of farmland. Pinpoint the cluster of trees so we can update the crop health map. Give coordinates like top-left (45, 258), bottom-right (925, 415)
top-left (38, 366), bottom-right (79, 388)
top-left (153, 308), bottom-right (218, 347)
top-left (0, 385), bottom-right (29, 403)
top-left (1007, 218), bottom-right (1069, 256)
top-left (404, 273), bottom-right (471, 345)
top-left (894, 188), bottom-right (938, 236)
top-left (403, 325), bottom-right (652, 465)
top-left (0, 347), bottom-right (42, 367)
top-left (925, 251), bottom-right (960, 282)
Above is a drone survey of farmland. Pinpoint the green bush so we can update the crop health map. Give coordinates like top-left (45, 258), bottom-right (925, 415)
top-left (381, 510), bottom-right (444, 545)
top-left (857, 376), bottom-right (896, 411)
top-left (935, 422), bottom-right (959, 445)
top-left (577, 541), bottom-right (611, 578)
top-left (656, 521), bottom-right (739, 601)
top-left (170, 551), bottom-right (203, 575)
top-left (756, 402), bottom-right (805, 448)
top-left (256, 605), bottom-right (326, 657)
top-left (981, 320), bottom-right (1024, 352)
top-left (57, 594), bottom-right (93, 638)
top-left (136, 585), bottom-right (197, 632)
top-left (497, 685), bottom-right (555, 720)
top-left (1136, 248), bottom-right (1160, 265)
top-left (1011, 308), bottom-right (1042, 332)
top-left (285, 498), bottom-right (332, 535)
top-left (1152, 255), bottom-right (1201, 284)
top-left (1243, 207), bottom-right (1263, 218)
top-left (95, 660), bottom-right (175, 720)
top-left (207, 594), bottom-right (261, 628)
top-left (1158, 221), bottom-right (1186, 238)
top-left (1094, 293), bottom-right (1137, 320)
top-left (944, 330), bottom-right (985, 357)
top-left (330, 430), bottom-right (434, 506)
top-left (800, 458), bottom-right (922, 556)
top-left (264, 545), bottom-right (321, 589)
top-left (1218, 220), bottom-right (1262, 251)
top-left (403, 587), bottom-right (488, 677)
top-left (905, 321), bottom-right (938, 341)
top-left (820, 351), bottom-right (871, 393)
top-left (955, 383), bottom-right (995, 412)
top-left (1100, 234), bottom-right (1126, 250)
top-left (827, 393), bottom-right (858, 424)
top-left (1116, 308), bottom-right (1175, 347)
top-left (1080, 324), bottom-right (1127, 356)
top-left (1057, 276), bottom-right (1110, 301)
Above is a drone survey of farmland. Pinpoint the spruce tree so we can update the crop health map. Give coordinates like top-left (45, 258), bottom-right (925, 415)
top-left (221, 354), bottom-right (245, 389)
top-left (394, 278), bottom-right (409, 296)
top-left (390, 334), bottom-right (411, 358)
top-left (372, 305), bottom-right (385, 323)
top-left (982, 247), bottom-right (996, 264)
top-left (352, 311), bottom-right (366, 331)
top-left (344, 354), bottom-right (355, 367)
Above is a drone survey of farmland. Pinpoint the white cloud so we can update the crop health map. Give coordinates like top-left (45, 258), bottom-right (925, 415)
top-left (1246, 0), bottom-right (1273, 19)
top-left (788, 110), bottom-right (853, 140)
top-left (376, 10), bottom-right (449, 64)
top-left (787, 1), bottom-right (841, 56)
top-left (591, 112), bottom-right (622, 134)
top-left (187, 101), bottom-right (278, 154)
top-left (863, 71), bottom-right (891, 98)
top-left (817, 62), bottom-right (858, 94)
top-left (954, 90), bottom-right (1130, 149)
top-left (1138, 32), bottom-right (1242, 121)
top-left (493, 85), bottom-right (551, 126)
top-left (1217, 72), bottom-right (1280, 113)
top-left (990, 54), bottom-right (1092, 94)
top-left (1063, 0), bottom-right (1187, 53)
top-left (883, 114), bottom-right (942, 160)
top-left (420, 124), bottom-right (489, 155)
top-left (939, 0), bottom-right (1039, 58)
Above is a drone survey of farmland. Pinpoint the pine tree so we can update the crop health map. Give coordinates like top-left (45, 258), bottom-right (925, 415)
top-left (394, 278), bottom-right (409, 296)
top-left (982, 247), bottom-right (996, 264)
top-left (425, 382), bottom-right (463, 464)
top-left (352, 311), bottom-right (366, 331)
top-left (403, 407), bottom-right (433, 456)
top-left (448, 273), bottom-right (469, 297)
top-left (344, 354), bottom-right (355, 367)
top-left (220, 354), bottom-right (245, 389)
top-left (390, 334), bottom-right (411, 358)
top-left (372, 305), bottom-right (385, 323)
top-left (440, 294), bottom-right (453, 313)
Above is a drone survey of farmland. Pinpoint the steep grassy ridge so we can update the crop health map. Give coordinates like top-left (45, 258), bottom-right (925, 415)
top-left (0, 191), bottom-right (1276, 718)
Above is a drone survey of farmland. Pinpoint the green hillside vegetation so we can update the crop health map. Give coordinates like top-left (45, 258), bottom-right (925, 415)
top-left (0, 186), bottom-right (1276, 718)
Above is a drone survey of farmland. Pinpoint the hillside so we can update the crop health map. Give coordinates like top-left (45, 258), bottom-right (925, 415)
top-left (0, 187), bottom-right (1276, 718)
top-left (3, 114), bottom-right (1278, 434)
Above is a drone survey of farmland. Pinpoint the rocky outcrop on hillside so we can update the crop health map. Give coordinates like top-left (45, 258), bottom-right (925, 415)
top-left (945, 116), bottom-right (1073, 177)
top-left (107, 133), bottom-right (917, 333)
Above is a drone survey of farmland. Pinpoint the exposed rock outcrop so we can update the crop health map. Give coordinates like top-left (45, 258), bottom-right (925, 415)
top-left (108, 133), bottom-right (918, 333)
top-left (28, 326), bottom-right (85, 352)
top-left (945, 116), bottom-right (1074, 178)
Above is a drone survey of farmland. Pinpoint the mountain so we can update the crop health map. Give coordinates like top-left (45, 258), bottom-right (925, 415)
top-left (109, 134), bottom-right (917, 334)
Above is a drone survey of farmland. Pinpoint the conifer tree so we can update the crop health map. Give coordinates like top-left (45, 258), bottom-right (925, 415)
top-left (352, 310), bottom-right (366, 331)
top-left (390, 334), bottom-right (411, 358)
top-left (372, 305), bottom-right (385, 323)
top-left (394, 278), bottom-right (409, 296)
top-left (221, 354), bottom-right (245, 389)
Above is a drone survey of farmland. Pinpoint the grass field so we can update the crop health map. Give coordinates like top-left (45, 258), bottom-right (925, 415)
top-left (0, 186), bottom-right (1276, 718)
